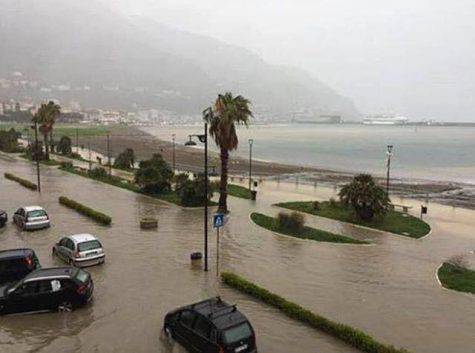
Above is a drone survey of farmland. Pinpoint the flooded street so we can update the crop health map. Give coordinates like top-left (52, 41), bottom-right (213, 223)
top-left (0, 156), bottom-right (474, 353)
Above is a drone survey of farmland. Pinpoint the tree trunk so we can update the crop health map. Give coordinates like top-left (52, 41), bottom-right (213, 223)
top-left (218, 147), bottom-right (229, 213)
top-left (43, 133), bottom-right (49, 160)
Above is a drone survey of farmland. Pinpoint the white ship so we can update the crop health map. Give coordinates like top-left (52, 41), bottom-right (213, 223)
top-left (363, 115), bottom-right (408, 125)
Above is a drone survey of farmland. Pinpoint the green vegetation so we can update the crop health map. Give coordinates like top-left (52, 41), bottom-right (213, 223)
top-left (0, 128), bottom-right (22, 153)
top-left (20, 153), bottom-right (61, 166)
top-left (227, 184), bottom-right (252, 199)
top-left (135, 153), bottom-right (174, 194)
top-left (175, 173), bottom-right (215, 207)
top-left (438, 262), bottom-right (475, 294)
top-left (250, 212), bottom-right (366, 244)
top-left (114, 148), bottom-right (135, 170)
top-left (59, 196), bottom-right (111, 225)
top-left (275, 201), bottom-right (430, 239)
top-left (221, 272), bottom-right (410, 353)
top-left (56, 136), bottom-right (72, 155)
top-left (4, 172), bottom-right (37, 190)
top-left (32, 101), bottom-right (61, 160)
top-left (339, 174), bottom-right (390, 221)
top-left (59, 164), bottom-right (215, 207)
top-left (204, 92), bottom-right (253, 213)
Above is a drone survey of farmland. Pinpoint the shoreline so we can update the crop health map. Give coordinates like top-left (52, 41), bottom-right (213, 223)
top-left (67, 126), bottom-right (475, 210)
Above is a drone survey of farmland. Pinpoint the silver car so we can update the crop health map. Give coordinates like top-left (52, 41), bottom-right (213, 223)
top-left (13, 206), bottom-right (50, 230)
top-left (53, 234), bottom-right (105, 267)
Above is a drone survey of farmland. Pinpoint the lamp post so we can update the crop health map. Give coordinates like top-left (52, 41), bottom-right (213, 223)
top-left (248, 139), bottom-right (253, 191)
top-left (386, 145), bottom-right (393, 194)
top-left (188, 124), bottom-right (209, 272)
top-left (31, 121), bottom-right (41, 192)
top-left (172, 133), bottom-right (176, 172)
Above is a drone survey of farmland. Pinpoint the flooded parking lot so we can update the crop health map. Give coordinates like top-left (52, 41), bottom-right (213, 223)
top-left (0, 157), bottom-right (474, 353)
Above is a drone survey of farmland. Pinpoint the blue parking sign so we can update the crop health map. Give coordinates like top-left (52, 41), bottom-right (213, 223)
top-left (213, 213), bottom-right (225, 228)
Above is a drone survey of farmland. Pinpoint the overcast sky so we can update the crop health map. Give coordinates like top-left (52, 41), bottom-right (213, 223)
top-left (107, 0), bottom-right (474, 121)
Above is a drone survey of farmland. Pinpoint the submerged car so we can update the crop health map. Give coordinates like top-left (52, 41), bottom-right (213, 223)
top-left (0, 249), bottom-right (40, 286)
top-left (13, 206), bottom-right (50, 230)
top-left (0, 267), bottom-right (94, 315)
top-left (53, 234), bottom-right (105, 267)
top-left (163, 297), bottom-right (257, 353)
top-left (0, 210), bottom-right (7, 227)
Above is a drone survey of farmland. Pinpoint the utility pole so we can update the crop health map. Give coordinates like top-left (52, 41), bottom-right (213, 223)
top-left (386, 145), bottom-right (393, 194)
top-left (88, 137), bottom-right (92, 170)
top-left (33, 121), bottom-right (41, 192)
top-left (106, 133), bottom-right (111, 176)
top-left (204, 123), bottom-right (208, 272)
top-left (248, 139), bottom-right (253, 191)
top-left (172, 133), bottom-right (176, 172)
top-left (76, 128), bottom-right (79, 154)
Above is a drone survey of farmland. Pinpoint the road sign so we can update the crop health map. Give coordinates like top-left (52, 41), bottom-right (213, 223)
top-left (213, 213), bottom-right (225, 228)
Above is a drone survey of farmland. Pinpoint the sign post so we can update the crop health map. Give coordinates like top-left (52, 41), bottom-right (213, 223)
top-left (213, 213), bottom-right (225, 276)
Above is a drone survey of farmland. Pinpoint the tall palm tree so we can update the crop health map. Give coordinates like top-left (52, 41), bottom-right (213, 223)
top-left (32, 101), bottom-right (61, 160)
top-left (204, 92), bottom-right (253, 213)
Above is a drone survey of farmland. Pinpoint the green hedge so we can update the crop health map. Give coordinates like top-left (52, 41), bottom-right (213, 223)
top-left (221, 272), bottom-right (410, 353)
top-left (59, 196), bottom-right (111, 225)
top-left (4, 172), bottom-right (37, 190)
top-left (438, 262), bottom-right (475, 294)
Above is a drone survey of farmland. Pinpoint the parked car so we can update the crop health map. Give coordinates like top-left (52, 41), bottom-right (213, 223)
top-left (0, 267), bottom-right (94, 315)
top-left (0, 210), bottom-right (7, 228)
top-left (163, 297), bottom-right (257, 353)
top-left (52, 234), bottom-right (105, 267)
top-left (13, 206), bottom-right (50, 230)
top-left (0, 249), bottom-right (41, 286)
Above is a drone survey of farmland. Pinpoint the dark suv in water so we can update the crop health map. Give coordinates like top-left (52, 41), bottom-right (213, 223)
top-left (164, 297), bottom-right (257, 353)
top-left (0, 249), bottom-right (40, 286)
top-left (0, 267), bottom-right (94, 315)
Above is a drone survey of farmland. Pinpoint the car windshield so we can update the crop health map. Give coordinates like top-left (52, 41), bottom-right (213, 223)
top-left (223, 322), bottom-right (252, 344)
top-left (78, 240), bottom-right (102, 252)
top-left (27, 210), bottom-right (46, 218)
top-left (74, 269), bottom-right (89, 283)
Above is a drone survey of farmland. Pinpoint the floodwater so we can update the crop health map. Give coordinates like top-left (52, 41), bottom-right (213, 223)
top-left (0, 156), bottom-right (474, 353)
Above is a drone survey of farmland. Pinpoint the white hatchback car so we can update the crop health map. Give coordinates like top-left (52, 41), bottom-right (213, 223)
top-left (53, 234), bottom-right (105, 267)
top-left (13, 206), bottom-right (50, 230)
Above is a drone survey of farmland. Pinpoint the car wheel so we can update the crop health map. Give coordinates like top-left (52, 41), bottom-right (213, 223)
top-left (58, 301), bottom-right (73, 312)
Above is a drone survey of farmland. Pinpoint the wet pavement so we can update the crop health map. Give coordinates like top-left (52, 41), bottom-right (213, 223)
top-left (0, 156), bottom-right (474, 353)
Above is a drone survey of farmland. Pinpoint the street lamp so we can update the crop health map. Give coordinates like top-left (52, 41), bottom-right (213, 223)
top-left (386, 145), bottom-right (393, 194)
top-left (172, 133), bottom-right (176, 171)
top-left (187, 124), bottom-right (209, 272)
top-left (30, 122), bottom-right (41, 192)
top-left (248, 139), bottom-right (253, 191)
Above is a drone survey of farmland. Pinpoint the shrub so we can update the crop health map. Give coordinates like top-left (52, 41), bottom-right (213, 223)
top-left (277, 211), bottom-right (305, 232)
top-left (58, 196), bottom-right (111, 225)
top-left (312, 200), bottom-right (320, 210)
top-left (88, 166), bottom-right (108, 179)
top-left (329, 197), bottom-right (338, 207)
top-left (176, 175), bottom-right (214, 207)
top-left (114, 148), bottom-right (135, 170)
top-left (60, 161), bottom-right (73, 169)
top-left (0, 128), bottom-right (21, 153)
top-left (4, 172), bottom-right (37, 190)
top-left (447, 254), bottom-right (468, 270)
top-left (57, 136), bottom-right (72, 155)
top-left (135, 153), bottom-right (173, 194)
top-left (221, 272), bottom-right (410, 353)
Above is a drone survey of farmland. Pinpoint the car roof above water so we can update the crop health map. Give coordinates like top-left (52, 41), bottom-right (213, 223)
top-left (188, 297), bottom-right (248, 330)
top-left (68, 233), bottom-right (99, 244)
top-left (0, 248), bottom-right (35, 261)
top-left (24, 205), bottom-right (45, 212)
top-left (24, 267), bottom-right (76, 281)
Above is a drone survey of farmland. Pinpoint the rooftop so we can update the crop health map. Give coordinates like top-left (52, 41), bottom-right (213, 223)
top-left (69, 233), bottom-right (98, 243)
top-left (24, 267), bottom-right (76, 281)
top-left (24, 205), bottom-right (45, 212)
top-left (0, 248), bottom-right (34, 260)
top-left (190, 297), bottom-right (247, 329)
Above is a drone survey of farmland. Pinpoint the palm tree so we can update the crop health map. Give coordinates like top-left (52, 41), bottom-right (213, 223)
top-left (32, 101), bottom-right (61, 160)
top-left (204, 92), bottom-right (253, 213)
top-left (339, 174), bottom-right (391, 221)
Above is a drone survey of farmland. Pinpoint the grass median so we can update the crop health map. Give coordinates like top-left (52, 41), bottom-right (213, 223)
top-left (275, 201), bottom-right (430, 239)
top-left (59, 196), bottom-right (112, 225)
top-left (4, 172), bottom-right (37, 190)
top-left (228, 184), bottom-right (252, 199)
top-left (250, 212), bottom-right (367, 244)
top-left (221, 272), bottom-right (410, 353)
top-left (437, 262), bottom-right (475, 294)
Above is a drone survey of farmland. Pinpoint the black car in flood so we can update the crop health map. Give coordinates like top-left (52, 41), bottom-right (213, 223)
top-left (0, 267), bottom-right (93, 315)
top-left (0, 249), bottom-right (40, 286)
top-left (164, 297), bottom-right (257, 353)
